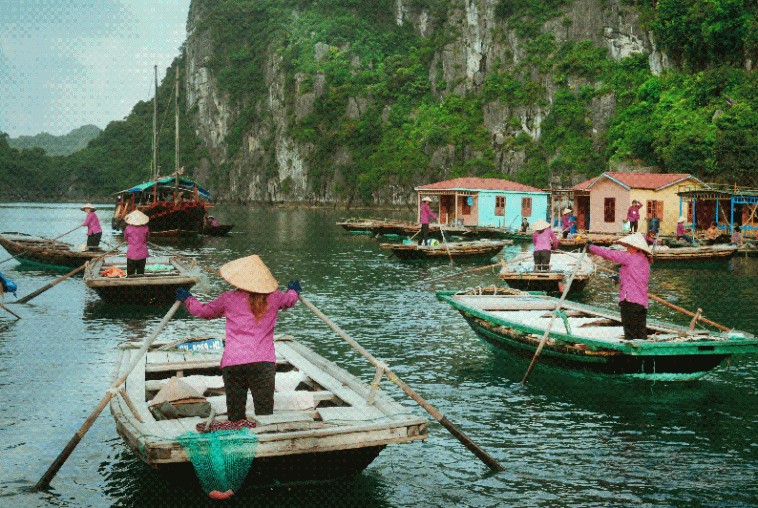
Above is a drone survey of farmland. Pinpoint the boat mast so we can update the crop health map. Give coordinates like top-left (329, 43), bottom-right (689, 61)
top-left (152, 65), bottom-right (158, 180)
top-left (174, 65), bottom-right (180, 199)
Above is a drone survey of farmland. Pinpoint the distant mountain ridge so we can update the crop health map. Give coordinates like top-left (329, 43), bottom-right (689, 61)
top-left (8, 125), bottom-right (102, 156)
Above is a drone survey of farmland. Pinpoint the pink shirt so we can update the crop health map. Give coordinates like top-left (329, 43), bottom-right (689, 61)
top-left (123, 224), bottom-right (150, 259)
top-left (82, 212), bottom-right (102, 235)
top-left (420, 202), bottom-right (438, 224)
top-left (532, 228), bottom-right (558, 252)
top-left (561, 214), bottom-right (572, 232)
top-left (589, 245), bottom-right (650, 307)
top-left (676, 223), bottom-right (686, 236)
top-left (184, 289), bottom-right (299, 367)
top-left (627, 204), bottom-right (642, 222)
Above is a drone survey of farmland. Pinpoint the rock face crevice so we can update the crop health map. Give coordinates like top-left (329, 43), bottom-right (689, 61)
top-left (184, 0), bottom-right (671, 205)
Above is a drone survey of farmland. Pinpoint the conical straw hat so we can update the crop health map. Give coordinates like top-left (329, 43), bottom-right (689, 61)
top-left (563, 208), bottom-right (572, 214)
top-left (678, 216), bottom-right (686, 223)
top-left (219, 255), bottom-right (278, 293)
top-left (530, 219), bottom-right (550, 231)
top-left (80, 203), bottom-right (97, 211)
top-left (124, 210), bottom-right (149, 226)
top-left (149, 377), bottom-right (206, 407)
top-left (616, 232), bottom-right (651, 254)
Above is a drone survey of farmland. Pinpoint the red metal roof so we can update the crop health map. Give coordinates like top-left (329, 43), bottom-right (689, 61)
top-left (589, 172), bottom-right (700, 190)
top-left (416, 177), bottom-right (544, 193)
top-left (571, 177), bottom-right (597, 190)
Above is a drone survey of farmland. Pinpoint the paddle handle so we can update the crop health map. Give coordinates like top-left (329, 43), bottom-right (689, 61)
top-left (298, 294), bottom-right (505, 472)
top-left (33, 300), bottom-right (182, 490)
top-left (521, 245), bottom-right (588, 385)
top-left (0, 302), bottom-right (21, 319)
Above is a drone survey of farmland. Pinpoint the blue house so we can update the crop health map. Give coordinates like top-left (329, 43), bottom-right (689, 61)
top-left (415, 178), bottom-right (550, 229)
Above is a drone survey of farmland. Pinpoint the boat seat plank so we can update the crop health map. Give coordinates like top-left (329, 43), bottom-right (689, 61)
top-left (275, 341), bottom-right (368, 408)
top-left (124, 350), bottom-right (155, 423)
top-left (318, 406), bottom-right (387, 424)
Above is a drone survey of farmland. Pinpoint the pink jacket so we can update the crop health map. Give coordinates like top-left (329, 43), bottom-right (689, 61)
top-left (184, 289), bottom-right (299, 367)
top-left (589, 245), bottom-right (650, 307)
top-left (420, 202), bottom-right (438, 225)
top-left (82, 212), bottom-right (102, 235)
top-left (627, 204), bottom-right (642, 222)
top-left (676, 223), bottom-right (686, 236)
top-left (532, 229), bottom-right (558, 252)
top-left (123, 224), bottom-right (149, 260)
top-left (561, 214), bottom-right (572, 232)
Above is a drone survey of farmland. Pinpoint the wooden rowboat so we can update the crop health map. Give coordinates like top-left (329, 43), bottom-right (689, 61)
top-left (0, 231), bottom-right (105, 270)
top-left (650, 244), bottom-right (738, 263)
top-left (201, 223), bottom-right (234, 236)
top-left (498, 252), bottom-right (596, 294)
top-left (437, 286), bottom-right (758, 382)
top-left (110, 335), bottom-right (428, 486)
top-left (381, 239), bottom-right (512, 262)
top-left (84, 256), bottom-right (203, 305)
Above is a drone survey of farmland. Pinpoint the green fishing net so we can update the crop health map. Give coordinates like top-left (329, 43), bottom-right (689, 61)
top-left (176, 428), bottom-right (259, 498)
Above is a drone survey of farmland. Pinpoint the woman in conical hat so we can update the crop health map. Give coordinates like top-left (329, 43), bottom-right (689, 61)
top-left (588, 232), bottom-right (652, 341)
top-left (561, 208), bottom-right (574, 239)
top-left (175, 255), bottom-right (301, 423)
top-left (530, 219), bottom-right (558, 271)
top-left (80, 203), bottom-right (102, 251)
top-left (123, 210), bottom-right (150, 275)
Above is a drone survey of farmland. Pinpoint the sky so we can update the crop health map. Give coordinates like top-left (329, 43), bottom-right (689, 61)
top-left (0, 0), bottom-right (191, 138)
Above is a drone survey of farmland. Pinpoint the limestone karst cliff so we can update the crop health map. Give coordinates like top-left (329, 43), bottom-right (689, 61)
top-left (183, 0), bottom-right (669, 206)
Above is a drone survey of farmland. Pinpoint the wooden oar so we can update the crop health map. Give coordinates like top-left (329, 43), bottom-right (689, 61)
top-left (554, 248), bottom-right (731, 332)
top-left (33, 300), bottom-right (183, 491)
top-left (521, 245), bottom-right (588, 385)
top-left (424, 261), bottom-right (505, 285)
top-left (298, 294), bottom-right (505, 473)
top-left (14, 243), bottom-right (124, 305)
top-left (0, 226), bottom-right (82, 266)
top-left (439, 225), bottom-right (455, 265)
top-left (0, 302), bottom-right (21, 319)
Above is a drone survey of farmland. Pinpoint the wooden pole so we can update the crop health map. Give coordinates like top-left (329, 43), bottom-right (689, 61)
top-left (424, 261), bottom-right (504, 285)
top-left (0, 302), bottom-right (21, 319)
top-left (297, 294), bottom-right (505, 472)
top-left (554, 248), bottom-right (731, 332)
top-left (521, 245), bottom-right (588, 385)
top-left (14, 243), bottom-right (123, 305)
top-left (33, 300), bottom-right (182, 490)
top-left (439, 225), bottom-right (455, 265)
top-left (0, 226), bottom-right (82, 266)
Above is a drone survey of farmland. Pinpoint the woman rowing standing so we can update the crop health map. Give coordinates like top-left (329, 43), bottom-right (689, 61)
top-left (123, 210), bottom-right (150, 276)
top-left (176, 255), bottom-right (301, 425)
top-left (80, 204), bottom-right (102, 250)
top-left (531, 219), bottom-right (558, 271)
top-left (589, 232), bottom-right (652, 341)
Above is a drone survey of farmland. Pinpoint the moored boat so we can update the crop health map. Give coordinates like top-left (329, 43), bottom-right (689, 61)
top-left (109, 334), bottom-right (428, 487)
top-left (437, 286), bottom-right (758, 382)
top-left (0, 231), bottom-right (106, 270)
top-left (498, 251), bottom-right (596, 294)
top-left (381, 239), bottom-right (512, 262)
top-left (84, 255), bottom-right (203, 305)
top-left (649, 244), bottom-right (739, 263)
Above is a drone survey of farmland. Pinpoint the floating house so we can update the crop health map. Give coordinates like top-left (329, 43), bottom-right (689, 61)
top-left (677, 183), bottom-right (758, 238)
top-left (415, 178), bottom-right (550, 228)
top-left (559, 172), bottom-right (706, 235)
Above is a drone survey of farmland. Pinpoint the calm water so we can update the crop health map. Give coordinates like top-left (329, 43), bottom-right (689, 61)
top-left (0, 203), bottom-right (757, 508)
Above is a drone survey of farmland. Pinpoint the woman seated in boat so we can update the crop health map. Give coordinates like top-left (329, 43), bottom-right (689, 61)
top-left (123, 210), bottom-right (150, 276)
top-left (561, 208), bottom-right (574, 239)
top-left (80, 204), bottom-right (102, 250)
top-left (520, 217), bottom-right (529, 233)
top-left (731, 225), bottom-right (744, 246)
top-left (175, 255), bottom-right (300, 425)
top-left (531, 219), bottom-right (558, 271)
top-left (588, 232), bottom-right (652, 341)
top-left (676, 216), bottom-right (694, 244)
top-left (644, 230), bottom-right (658, 246)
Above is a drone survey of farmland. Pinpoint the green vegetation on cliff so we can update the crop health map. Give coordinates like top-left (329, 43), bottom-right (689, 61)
top-left (3, 0), bottom-right (758, 202)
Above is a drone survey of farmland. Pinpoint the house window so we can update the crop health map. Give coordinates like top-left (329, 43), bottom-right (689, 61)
top-left (646, 200), bottom-right (664, 219)
top-left (687, 202), bottom-right (693, 222)
top-left (604, 198), bottom-right (616, 223)
top-left (495, 196), bottom-right (506, 216)
top-left (521, 197), bottom-right (532, 217)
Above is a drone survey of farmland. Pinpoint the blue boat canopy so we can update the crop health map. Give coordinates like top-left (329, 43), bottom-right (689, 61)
top-left (115, 177), bottom-right (211, 199)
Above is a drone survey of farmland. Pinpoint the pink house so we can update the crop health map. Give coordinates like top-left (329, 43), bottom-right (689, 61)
top-left (573, 172), bottom-right (706, 235)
